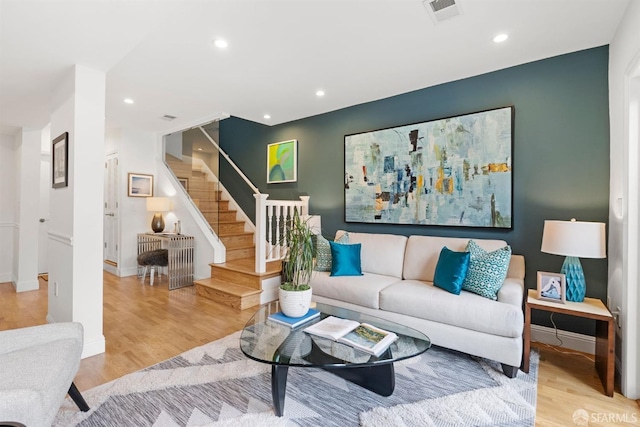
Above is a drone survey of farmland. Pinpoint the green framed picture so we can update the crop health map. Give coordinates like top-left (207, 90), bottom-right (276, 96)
top-left (267, 139), bottom-right (297, 184)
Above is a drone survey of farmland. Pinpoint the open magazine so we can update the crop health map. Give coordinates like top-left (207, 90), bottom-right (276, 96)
top-left (303, 316), bottom-right (398, 357)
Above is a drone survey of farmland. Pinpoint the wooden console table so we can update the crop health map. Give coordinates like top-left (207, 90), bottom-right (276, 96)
top-left (523, 289), bottom-right (614, 397)
top-left (137, 233), bottom-right (194, 289)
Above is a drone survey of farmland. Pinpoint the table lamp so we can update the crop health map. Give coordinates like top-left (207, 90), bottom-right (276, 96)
top-left (540, 219), bottom-right (606, 302)
top-left (146, 197), bottom-right (170, 233)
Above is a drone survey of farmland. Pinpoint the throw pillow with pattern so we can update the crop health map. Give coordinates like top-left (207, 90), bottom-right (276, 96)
top-left (314, 232), bottom-right (349, 271)
top-left (461, 240), bottom-right (511, 300)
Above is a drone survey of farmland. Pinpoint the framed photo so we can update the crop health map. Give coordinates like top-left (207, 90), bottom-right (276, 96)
top-left (128, 173), bottom-right (153, 197)
top-left (52, 132), bottom-right (69, 188)
top-left (178, 177), bottom-right (189, 192)
top-left (537, 271), bottom-right (566, 304)
top-left (344, 106), bottom-right (513, 228)
top-left (267, 139), bottom-right (297, 183)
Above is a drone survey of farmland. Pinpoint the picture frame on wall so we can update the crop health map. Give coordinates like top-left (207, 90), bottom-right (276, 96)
top-left (537, 271), bottom-right (566, 304)
top-left (178, 177), bottom-right (189, 192)
top-left (267, 139), bottom-right (297, 183)
top-left (344, 106), bottom-right (514, 228)
top-left (52, 132), bottom-right (69, 189)
top-left (128, 173), bottom-right (154, 197)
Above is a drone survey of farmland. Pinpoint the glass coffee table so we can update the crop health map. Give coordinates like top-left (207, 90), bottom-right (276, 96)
top-left (240, 301), bottom-right (431, 416)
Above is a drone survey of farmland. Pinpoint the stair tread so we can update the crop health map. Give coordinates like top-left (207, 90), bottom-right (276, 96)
top-left (211, 258), bottom-right (281, 277)
top-left (195, 278), bottom-right (262, 297)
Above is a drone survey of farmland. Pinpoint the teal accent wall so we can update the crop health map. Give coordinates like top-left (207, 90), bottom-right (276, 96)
top-left (220, 46), bottom-right (610, 335)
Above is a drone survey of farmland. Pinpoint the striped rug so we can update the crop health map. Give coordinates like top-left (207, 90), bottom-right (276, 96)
top-left (55, 331), bottom-right (538, 427)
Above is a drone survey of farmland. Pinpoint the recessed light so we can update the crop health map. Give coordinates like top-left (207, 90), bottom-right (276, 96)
top-left (197, 148), bottom-right (203, 151)
top-left (123, 98), bottom-right (134, 104)
top-left (493, 33), bottom-right (508, 43)
top-left (316, 90), bottom-right (325, 97)
top-left (213, 39), bottom-right (228, 49)
top-left (264, 114), bottom-right (271, 120)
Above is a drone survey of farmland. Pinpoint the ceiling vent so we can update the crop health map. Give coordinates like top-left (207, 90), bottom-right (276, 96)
top-left (161, 114), bottom-right (177, 121)
top-left (423, 0), bottom-right (462, 24)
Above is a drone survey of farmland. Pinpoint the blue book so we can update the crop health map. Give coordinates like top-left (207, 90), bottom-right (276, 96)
top-left (268, 308), bottom-right (321, 328)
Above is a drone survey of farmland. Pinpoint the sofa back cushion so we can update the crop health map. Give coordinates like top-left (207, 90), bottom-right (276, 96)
top-left (403, 235), bottom-right (510, 282)
top-left (335, 231), bottom-right (407, 278)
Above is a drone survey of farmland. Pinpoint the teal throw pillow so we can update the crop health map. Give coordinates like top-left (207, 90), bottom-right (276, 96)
top-left (461, 240), bottom-right (512, 300)
top-left (433, 247), bottom-right (471, 295)
top-left (315, 233), bottom-right (349, 272)
top-left (329, 242), bottom-right (363, 277)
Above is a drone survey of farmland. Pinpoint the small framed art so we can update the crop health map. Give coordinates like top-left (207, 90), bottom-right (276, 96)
top-left (267, 139), bottom-right (297, 183)
top-left (537, 271), bottom-right (566, 304)
top-left (128, 173), bottom-right (154, 197)
top-left (178, 177), bottom-right (189, 192)
top-left (52, 132), bottom-right (69, 189)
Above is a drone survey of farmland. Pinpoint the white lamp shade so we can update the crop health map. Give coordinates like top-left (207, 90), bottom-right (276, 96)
top-left (541, 220), bottom-right (606, 259)
top-left (146, 197), bottom-right (170, 212)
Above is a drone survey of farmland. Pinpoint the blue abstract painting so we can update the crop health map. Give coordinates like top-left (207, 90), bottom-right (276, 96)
top-left (344, 107), bottom-right (513, 228)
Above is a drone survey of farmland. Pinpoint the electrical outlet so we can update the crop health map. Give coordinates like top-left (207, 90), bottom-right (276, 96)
top-left (54, 281), bottom-right (58, 297)
top-left (616, 306), bottom-right (622, 329)
top-left (607, 296), bottom-right (611, 308)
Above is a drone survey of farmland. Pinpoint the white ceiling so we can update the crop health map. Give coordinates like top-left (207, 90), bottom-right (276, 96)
top-left (0, 0), bottom-right (630, 136)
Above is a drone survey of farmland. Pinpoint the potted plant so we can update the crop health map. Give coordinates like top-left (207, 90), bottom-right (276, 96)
top-left (279, 211), bottom-right (315, 317)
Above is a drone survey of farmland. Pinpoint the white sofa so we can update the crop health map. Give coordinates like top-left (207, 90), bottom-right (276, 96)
top-left (310, 231), bottom-right (525, 377)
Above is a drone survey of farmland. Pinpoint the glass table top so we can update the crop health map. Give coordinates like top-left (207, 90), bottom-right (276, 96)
top-left (240, 301), bottom-right (431, 368)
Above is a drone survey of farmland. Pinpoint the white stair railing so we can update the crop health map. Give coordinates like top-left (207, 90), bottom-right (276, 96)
top-left (255, 195), bottom-right (308, 273)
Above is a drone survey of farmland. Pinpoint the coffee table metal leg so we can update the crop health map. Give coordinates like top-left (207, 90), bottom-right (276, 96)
top-left (271, 365), bottom-right (289, 417)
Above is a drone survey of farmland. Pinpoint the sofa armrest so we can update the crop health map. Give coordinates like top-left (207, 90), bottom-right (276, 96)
top-left (497, 278), bottom-right (524, 307)
top-left (0, 323), bottom-right (83, 355)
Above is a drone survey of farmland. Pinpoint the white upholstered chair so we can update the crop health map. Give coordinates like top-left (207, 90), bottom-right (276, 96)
top-left (0, 322), bottom-right (89, 426)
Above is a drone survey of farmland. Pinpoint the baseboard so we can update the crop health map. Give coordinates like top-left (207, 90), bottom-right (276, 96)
top-left (13, 279), bottom-right (40, 292)
top-left (0, 273), bottom-right (11, 283)
top-left (260, 275), bottom-right (281, 304)
top-left (531, 324), bottom-right (595, 355)
top-left (103, 263), bottom-right (118, 276)
top-left (120, 267), bottom-right (139, 277)
top-left (82, 334), bottom-right (106, 358)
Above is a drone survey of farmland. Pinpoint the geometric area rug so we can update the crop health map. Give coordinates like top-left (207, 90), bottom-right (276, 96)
top-left (54, 331), bottom-right (539, 427)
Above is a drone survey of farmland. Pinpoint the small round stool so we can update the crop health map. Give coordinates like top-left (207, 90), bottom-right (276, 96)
top-left (137, 249), bottom-right (168, 286)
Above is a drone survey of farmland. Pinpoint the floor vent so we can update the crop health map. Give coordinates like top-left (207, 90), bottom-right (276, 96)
top-left (423, 0), bottom-right (462, 23)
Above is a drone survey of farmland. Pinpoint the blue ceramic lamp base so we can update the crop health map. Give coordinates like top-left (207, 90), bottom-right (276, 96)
top-left (561, 256), bottom-right (586, 302)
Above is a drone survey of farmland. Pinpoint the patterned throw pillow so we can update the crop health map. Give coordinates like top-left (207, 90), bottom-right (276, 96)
top-left (314, 232), bottom-right (349, 271)
top-left (461, 240), bottom-right (512, 300)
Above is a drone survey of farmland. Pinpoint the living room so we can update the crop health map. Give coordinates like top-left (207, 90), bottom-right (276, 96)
top-left (1, 0), bottom-right (639, 425)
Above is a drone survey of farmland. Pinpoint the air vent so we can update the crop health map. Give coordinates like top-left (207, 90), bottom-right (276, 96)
top-left (161, 114), bottom-right (177, 121)
top-left (423, 0), bottom-right (462, 24)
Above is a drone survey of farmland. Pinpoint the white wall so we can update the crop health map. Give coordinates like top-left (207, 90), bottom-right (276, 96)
top-left (48, 65), bottom-right (105, 358)
top-left (608, 0), bottom-right (640, 399)
top-left (108, 127), bottom-right (158, 276)
top-left (0, 133), bottom-right (15, 282)
top-left (13, 128), bottom-right (41, 292)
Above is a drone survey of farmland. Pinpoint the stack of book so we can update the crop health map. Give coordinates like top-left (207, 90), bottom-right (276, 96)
top-left (267, 308), bottom-right (321, 329)
top-left (303, 316), bottom-right (398, 357)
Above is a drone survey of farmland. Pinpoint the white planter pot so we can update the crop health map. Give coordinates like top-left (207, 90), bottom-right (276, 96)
top-left (279, 287), bottom-right (312, 318)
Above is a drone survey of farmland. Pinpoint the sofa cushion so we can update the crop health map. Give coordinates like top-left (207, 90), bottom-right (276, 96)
top-left (336, 231), bottom-right (407, 278)
top-left (330, 242), bottom-right (364, 277)
top-left (379, 280), bottom-right (523, 338)
top-left (315, 233), bottom-right (349, 272)
top-left (310, 271), bottom-right (401, 309)
top-left (433, 247), bottom-right (470, 295)
top-left (462, 240), bottom-right (512, 300)
top-left (403, 235), bottom-right (509, 282)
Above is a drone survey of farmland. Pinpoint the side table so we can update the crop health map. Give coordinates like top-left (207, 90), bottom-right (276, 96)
top-left (523, 289), bottom-right (614, 397)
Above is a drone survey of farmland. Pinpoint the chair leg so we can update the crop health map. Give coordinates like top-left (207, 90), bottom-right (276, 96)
top-left (150, 266), bottom-right (155, 286)
top-left (140, 266), bottom-right (148, 283)
top-left (68, 382), bottom-right (90, 412)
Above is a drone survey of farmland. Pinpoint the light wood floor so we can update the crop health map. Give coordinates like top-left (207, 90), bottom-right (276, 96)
top-left (1, 273), bottom-right (638, 425)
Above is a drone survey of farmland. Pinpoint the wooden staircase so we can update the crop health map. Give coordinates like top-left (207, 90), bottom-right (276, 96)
top-left (166, 157), bottom-right (282, 310)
